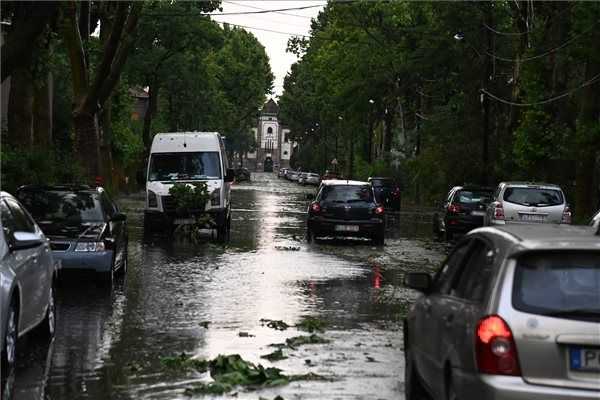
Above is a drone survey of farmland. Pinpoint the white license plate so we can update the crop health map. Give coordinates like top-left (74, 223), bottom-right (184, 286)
top-left (174, 218), bottom-right (196, 225)
top-left (471, 210), bottom-right (485, 216)
top-left (570, 347), bottom-right (600, 372)
top-left (335, 225), bottom-right (359, 232)
top-left (520, 214), bottom-right (545, 222)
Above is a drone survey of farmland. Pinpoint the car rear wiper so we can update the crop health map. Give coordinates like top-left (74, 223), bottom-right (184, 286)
top-left (540, 308), bottom-right (600, 318)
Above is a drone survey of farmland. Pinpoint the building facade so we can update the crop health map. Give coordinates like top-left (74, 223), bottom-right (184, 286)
top-left (247, 99), bottom-right (292, 171)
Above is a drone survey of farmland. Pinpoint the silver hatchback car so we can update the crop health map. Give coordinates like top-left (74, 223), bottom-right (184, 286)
top-left (485, 182), bottom-right (571, 226)
top-left (1, 192), bottom-right (57, 392)
top-left (404, 224), bottom-right (600, 400)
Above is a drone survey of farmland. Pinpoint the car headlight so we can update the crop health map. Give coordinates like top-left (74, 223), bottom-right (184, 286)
top-left (210, 189), bottom-right (220, 206)
top-left (74, 242), bottom-right (106, 252)
top-left (148, 190), bottom-right (158, 208)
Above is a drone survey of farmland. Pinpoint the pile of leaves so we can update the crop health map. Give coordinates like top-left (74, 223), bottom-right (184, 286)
top-left (161, 353), bottom-right (328, 395)
top-left (168, 182), bottom-right (210, 215)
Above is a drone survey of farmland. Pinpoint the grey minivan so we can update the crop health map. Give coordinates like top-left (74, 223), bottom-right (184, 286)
top-left (485, 182), bottom-right (571, 226)
top-left (404, 224), bottom-right (600, 400)
top-left (1, 192), bottom-right (57, 393)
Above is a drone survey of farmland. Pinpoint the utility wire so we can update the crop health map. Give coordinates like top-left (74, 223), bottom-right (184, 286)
top-left (213, 21), bottom-right (309, 37)
top-left (143, 4), bottom-right (324, 17)
top-left (482, 73), bottom-right (600, 107)
top-left (223, 1), bottom-right (316, 19)
top-left (482, 6), bottom-right (572, 37)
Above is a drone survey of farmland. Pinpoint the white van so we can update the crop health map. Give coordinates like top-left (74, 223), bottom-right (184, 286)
top-left (144, 132), bottom-right (234, 240)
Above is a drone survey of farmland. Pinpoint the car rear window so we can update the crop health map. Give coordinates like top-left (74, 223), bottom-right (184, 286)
top-left (455, 190), bottom-right (492, 205)
top-left (503, 187), bottom-right (563, 207)
top-left (321, 185), bottom-right (374, 203)
top-left (513, 252), bottom-right (600, 321)
top-left (18, 190), bottom-right (105, 224)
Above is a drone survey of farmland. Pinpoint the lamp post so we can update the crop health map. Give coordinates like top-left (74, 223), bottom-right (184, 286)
top-left (454, 32), bottom-right (490, 186)
top-left (367, 99), bottom-right (375, 163)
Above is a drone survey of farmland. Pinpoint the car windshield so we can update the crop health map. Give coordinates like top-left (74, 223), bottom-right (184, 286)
top-left (513, 252), bottom-right (600, 321)
top-left (149, 152), bottom-right (221, 181)
top-left (321, 185), bottom-right (374, 203)
top-left (503, 187), bottom-right (563, 207)
top-left (456, 190), bottom-right (492, 204)
top-left (18, 190), bottom-right (104, 224)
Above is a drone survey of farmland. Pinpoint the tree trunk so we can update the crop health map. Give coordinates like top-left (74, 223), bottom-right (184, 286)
top-left (7, 67), bottom-right (34, 148)
top-left (73, 112), bottom-right (101, 180)
top-left (383, 109), bottom-right (393, 153)
top-left (100, 96), bottom-right (114, 189)
top-left (33, 71), bottom-right (53, 148)
top-left (143, 83), bottom-right (159, 153)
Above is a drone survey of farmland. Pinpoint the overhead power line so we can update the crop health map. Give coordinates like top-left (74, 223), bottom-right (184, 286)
top-left (223, 1), bottom-right (316, 19)
top-left (482, 73), bottom-right (600, 107)
top-left (143, 4), bottom-right (324, 17)
top-left (214, 21), bottom-right (309, 37)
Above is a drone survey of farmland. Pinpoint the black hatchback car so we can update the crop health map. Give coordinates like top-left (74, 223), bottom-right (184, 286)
top-left (16, 185), bottom-right (128, 284)
top-left (307, 180), bottom-right (385, 244)
top-left (368, 177), bottom-right (401, 211)
top-left (433, 186), bottom-right (493, 240)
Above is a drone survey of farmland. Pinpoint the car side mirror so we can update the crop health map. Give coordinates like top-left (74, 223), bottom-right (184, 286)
top-left (404, 272), bottom-right (432, 292)
top-left (225, 168), bottom-right (235, 183)
top-left (12, 231), bottom-right (44, 250)
top-left (111, 212), bottom-right (127, 222)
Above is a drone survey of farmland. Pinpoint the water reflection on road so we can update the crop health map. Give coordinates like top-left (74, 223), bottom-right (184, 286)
top-left (10, 173), bottom-right (447, 400)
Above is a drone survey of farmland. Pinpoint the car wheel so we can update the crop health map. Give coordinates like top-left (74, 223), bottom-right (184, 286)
top-left (306, 228), bottom-right (314, 243)
top-left (444, 228), bottom-right (453, 241)
top-left (1, 301), bottom-right (18, 388)
top-left (217, 215), bottom-right (231, 243)
top-left (40, 284), bottom-right (56, 339)
top-left (405, 348), bottom-right (430, 400)
top-left (446, 375), bottom-right (458, 400)
top-left (373, 229), bottom-right (385, 246)
top-left (117, 247), bottom-right (128, 277)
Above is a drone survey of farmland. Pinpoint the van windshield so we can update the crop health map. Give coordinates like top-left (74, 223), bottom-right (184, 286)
top-left (149, 152), bottom-right (221, 181)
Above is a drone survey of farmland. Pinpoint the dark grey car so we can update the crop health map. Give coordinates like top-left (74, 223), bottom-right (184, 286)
top-left (404, 224), bottom-right (600, 400)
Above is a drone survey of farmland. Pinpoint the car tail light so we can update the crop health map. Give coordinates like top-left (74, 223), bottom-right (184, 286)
top-left (447, 203), bottom-right (461, 213)
top-left (561, 206), bottom-right (572, 224)
top-left (493, 203), bottom-right (505, 220)
top-left (476, 315), bottom-right (521, 376)
top-left (374, 206), bottom-right (385, 215)
top-left (310, 202), bottom-right (321, 213)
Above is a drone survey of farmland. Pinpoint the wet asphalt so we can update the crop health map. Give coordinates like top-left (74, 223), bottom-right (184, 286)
top-left (9, 173), bottom-right (448, 400)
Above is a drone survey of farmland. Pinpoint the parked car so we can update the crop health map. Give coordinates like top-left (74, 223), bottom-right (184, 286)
top-left (590, 209), bottom-right (600, 231)
top-left (304, 173), bottom-right (321, 186)
top-left (485, 182), bottom-right (571, 226)
top-left (144, 132), bottom-right (234, 240)
top-left (404, 224), bottom-right (600, 400)
top-left (298, 172), bottom-right (309, 185)
top-left (1, 192), bottom-right (57, 391)
top-left (306, 180), bottom-right (385, 244)
top-left (368, 177), bottom-right (401, 211)
top-left (234, 167), bottom-right (251, 182)
top-left (16, 185), bottom-right (128, 285)
top-left (433, 185), bottom-right (493, 240)
top-left (287, 170), bottom-right (300, 182)
top-left (278, 168), bottom-right (288, 178)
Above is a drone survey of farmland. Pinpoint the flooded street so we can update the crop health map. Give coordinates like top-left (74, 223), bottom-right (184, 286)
top-left (11, 173), bottom-right (447, 400)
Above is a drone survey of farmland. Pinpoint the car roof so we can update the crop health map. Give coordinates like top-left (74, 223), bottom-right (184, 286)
top-left (452, 185), bottom-right (494, 192)
top-left (499, 181), bottom-right (563, 190)
top-left (17, 184), bottom-right (103, 194)
top-left (321, 179), bottom-right (370, 186)
top-left (470, 224), bottom-right (600, 253)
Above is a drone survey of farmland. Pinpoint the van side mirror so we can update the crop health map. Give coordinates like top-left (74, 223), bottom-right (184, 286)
top-left (225, 168), bottom-right (235, 183)
top-left (12, 231), bottom-right (44, 250)
top-left (404, 272), bottom-right (432, 292)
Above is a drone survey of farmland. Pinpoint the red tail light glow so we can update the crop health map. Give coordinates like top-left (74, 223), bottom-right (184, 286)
top-left (447, 203), bottom-right (461, 213)
top-left (494, 203), bottom-right (505, 220)
top-left (310, 202), bottom-right (321, 213)
top-left (374, 206), bottom-right (385, 215)
top-left (561, 206), bottom-right (572, 224)
top-left (476, 315), bottom-right (521, 376)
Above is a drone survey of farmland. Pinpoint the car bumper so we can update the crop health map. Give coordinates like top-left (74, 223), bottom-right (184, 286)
top-left (145, 208), bottom-right (228, 226)
top-left (53, 250), bottom-right (114, 273)
top-left (457, 372), bottom-right (600, 400)
top-left (308, 218), bottom-right (384, 237)
top-left (446, 215), bottom-right (485, 232)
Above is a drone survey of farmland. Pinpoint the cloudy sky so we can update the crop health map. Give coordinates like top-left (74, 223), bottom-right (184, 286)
top-left (211, 1), bottom-right (326, 98)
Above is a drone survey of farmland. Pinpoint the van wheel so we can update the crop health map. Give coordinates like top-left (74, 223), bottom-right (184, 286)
top-left (217, 216), bottom-right (231, 242)
top-left (1, 301), bottom-right (18, 390)
top-left (306, 228), bottom-right (314, 243)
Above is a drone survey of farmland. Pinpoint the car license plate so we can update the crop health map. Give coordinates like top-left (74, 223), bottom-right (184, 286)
top-left (520, 214), bottom-right (545, 222)
top-left (335, 225), bottom-right (359, 232)
top-left (569, 347), bottom-right (600, 372)
top-left (471, 210), bottom-right (485, 216)
top-left (174, 218), bottom-right (196, 225)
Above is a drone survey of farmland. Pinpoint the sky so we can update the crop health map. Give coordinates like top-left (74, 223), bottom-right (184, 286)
top-left (210, 1), bottom-right (326, 99)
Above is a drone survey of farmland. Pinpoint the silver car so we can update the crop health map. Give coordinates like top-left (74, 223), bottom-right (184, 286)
top-left (1, 192), bottom-right (56, 391)
top-left (404, 224), bottom-right (600, 400)
top-left (305, 173), bottom-right (321, 186)
top-left (591, 210), bottom-right (600, 231)
top-left (485, 182), bottom-right (571, 226)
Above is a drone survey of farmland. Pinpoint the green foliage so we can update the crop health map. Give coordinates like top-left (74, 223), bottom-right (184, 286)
top-left (295, 317), bottom-right (327, 333)
top-left (260, 319), bottom-right (290, 331)
top-left (260, 349), bottom-right (288, 362)
top-left (285, 334), bottom-right (330, 349)
top-left (168, 182), bottom-right (210, 214)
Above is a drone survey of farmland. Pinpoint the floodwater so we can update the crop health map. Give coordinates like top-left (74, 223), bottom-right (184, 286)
top-left (7, 173), bottom-right (448, 400)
